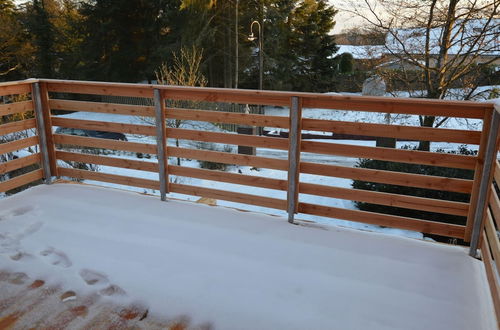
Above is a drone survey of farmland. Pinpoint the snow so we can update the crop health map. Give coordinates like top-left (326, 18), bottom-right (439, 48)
top-left (335, 45), bottom-right (385, 59)
top-left (0, 184), bottom-right (495, 330)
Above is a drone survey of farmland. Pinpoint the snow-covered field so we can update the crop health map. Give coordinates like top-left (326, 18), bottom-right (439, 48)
top-left (0, 184), bottom-right (495, 329)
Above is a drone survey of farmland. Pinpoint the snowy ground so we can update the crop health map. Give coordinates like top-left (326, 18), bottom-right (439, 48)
top-left (0, 184), bottom-right (495, 330)
top-left (49, 105), bottom-right (487, 240)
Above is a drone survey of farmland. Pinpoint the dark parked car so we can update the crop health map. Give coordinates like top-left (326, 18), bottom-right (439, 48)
top-left (55, 127), bottom-right (127, 141)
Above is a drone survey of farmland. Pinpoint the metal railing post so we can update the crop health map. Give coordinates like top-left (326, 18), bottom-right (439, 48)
top-left (153, 89), bottom-right (168, 201)
top-left (287, 96), bottom-right (302, 224)
top-left (32, 82), bottom-right (52, 184)
top-left (469, 108), bottom-right (500, 257)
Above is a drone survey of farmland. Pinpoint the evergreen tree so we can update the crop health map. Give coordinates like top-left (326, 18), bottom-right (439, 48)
top-left (78, 0), bottom-right (179, 83)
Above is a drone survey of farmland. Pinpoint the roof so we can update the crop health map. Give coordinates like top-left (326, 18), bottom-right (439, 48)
top-left (0, 183), bottom-right (495, 329)
top-left (336, 45), bottom-right (385, 59)
top-left (386, 18), bottom-right (500, 56)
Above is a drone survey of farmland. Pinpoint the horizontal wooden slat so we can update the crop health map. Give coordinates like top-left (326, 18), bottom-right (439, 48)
top-left (169, 166), bottom-right (287, 191)
top-left (298, 202), bottom-right (465, 238)
top-left (170, 183), bottom-right (287, 210)
top-left (0, 101), bottom-right (34, 116)
top-left (41, 79), bottom-right (491, 118)
top-left (302, 118), bottom-right (481, 144)
top-left (57, 167), bottom-right (159, 190)
top-left (49, 99), bottom-right (155, 117)
top-left (53, 134), bottom-right (157, 154)
top-left (47, 82), bottom-right (154, 98)
top-left (301, 141), bottom-right (477, 169)
top-left (0, 118), bottom-right (36, 135)
top-left (0, 83), bottom-right (31, 97)
top-left (51, 117), bottom-right (156, 136)
top-left (0, 168), bottom-right (43, 192)
top-left (300, 182), bottom-right (469, 216)
top-left (300, 162), bottom-right (473, 193)
top-left (485, 209), bottom-right (500, 271)
top-left (0, 153), bottom-right (41, 174)
top-left (167, 108), bottom-right (289, 128)
top-left (168, 147), bottom-right (288, 171)
top-left (167, 128), bottom-right (288, 150)
top-left (495, 161), bottom-right (500, 185)
top-left (56, 151), bottom-right (158, 172)
top-left (489, 185), bottom-right (500, 229)
top-left (0, 136), bottom-right (39, 155)
top-left (302, 95), bottom-right (488, 119)
top-left (481, 234), bottom-right (500, 328)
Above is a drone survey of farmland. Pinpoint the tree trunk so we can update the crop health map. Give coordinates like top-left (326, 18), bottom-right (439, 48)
top-left (418, 115), bottom-right (435, 151)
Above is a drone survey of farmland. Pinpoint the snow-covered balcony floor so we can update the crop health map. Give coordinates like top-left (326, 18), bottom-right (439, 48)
top-left (0, 184), bottom-right (495, 329)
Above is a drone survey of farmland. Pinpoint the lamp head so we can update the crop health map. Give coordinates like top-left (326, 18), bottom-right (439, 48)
top-left (248, 33), bottom-right (256, 41)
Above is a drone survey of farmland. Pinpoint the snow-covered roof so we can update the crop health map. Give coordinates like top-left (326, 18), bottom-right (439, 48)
top-left (386, 18), bottom-right (500, 56)
top-left (336, 45), bottom-right (385, 59)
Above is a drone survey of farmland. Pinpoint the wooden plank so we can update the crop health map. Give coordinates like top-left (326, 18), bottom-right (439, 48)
top-left (495, 161), bottom-right (500, 185)
top-left (169, 165), bottom-right (287, 191)
top-left (0, 153), bottom-right (41, 174)
top-left (0, 83), bottom-right (31, 97)
top-left (301, 95), bottom-right (489, 119)
top-left (300, 162), bottom-right (473, 194)
top-left (0, 118), bottom-right (36, 135)
top-left (167, 128), bottom-right (288, 150)
top-left (302, 118), bottom-right (481, 144)
top-left (46, 81), bottom-right (154, 98)
top-left (0, 136), bottom-right (39, 155)
top-left (154, 88), bottom-right (168, 199)
top-left (56, 151), bottom-right (158, 172)
top-left (36, 82), bottom-right (58, 177)
top-left (485, 208), bottom-right (500, 272)
top-left (299, 182), bottom-right (469, 216)
top-left (466, 108), bottom-right (493, 241)
top-left (167, 108), bottom-right (289, 128)
top-left (40, 79), bottom-right (491, 117)
top-left (0, 169), bottom-right (43, 193)
top-left (168, 147), bottom-right (288, 171)
top-left (170, 183), bottom-right (287, 210)
top-left (51, 117), bottom-right (156, 136)
top-left (481, 234), bottom-right (500, 329)
top-left (301, 141), bottom-right (477, 169)
top-left (53, 134), bottom-right (157, 154)
top-left (298, 202), bottom-right (466, 238)
top-left (288, 96), bottom-right (302, 220)
top-left (49, 99), bottom-right (155, 117)
top-left (57, 167), bottom-right (160, 190)
top-left (0, 101), bottom-right (34, 116)
top-left (490, 185), bottom-right (500, 229)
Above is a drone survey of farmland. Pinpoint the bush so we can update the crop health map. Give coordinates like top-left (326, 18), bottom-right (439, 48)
top-left (352, 145), bottom-right (476, 243)
top-left (197, 142), bottom-right (231, 171)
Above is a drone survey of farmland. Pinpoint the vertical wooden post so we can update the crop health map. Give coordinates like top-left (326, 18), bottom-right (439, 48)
top-left (287, 96), bottom-right (302, 224)
top-left (469, 108), bottom-right (500, 257)
top-left (466, 107), bottom-right (494, 241)
top-left (154, 89), bottom-right (168, 201)
top-left (31, 82), bottom-right (57, 182)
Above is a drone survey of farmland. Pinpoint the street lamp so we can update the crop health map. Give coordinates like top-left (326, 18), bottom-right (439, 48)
top-left (248, 20), bottom-right (263, 91)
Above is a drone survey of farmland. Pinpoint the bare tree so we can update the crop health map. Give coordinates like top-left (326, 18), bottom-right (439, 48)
top-left (343, 0), bottom-right (500, 150)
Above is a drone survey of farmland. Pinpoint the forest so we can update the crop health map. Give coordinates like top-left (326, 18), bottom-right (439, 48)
top-left (0, 0), bottom-right (340, 92)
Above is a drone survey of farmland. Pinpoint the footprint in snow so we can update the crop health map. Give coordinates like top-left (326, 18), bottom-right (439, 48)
top-left (40, 247), bottom-right (72, 268)
top-left (0, 206), bottom-right (35, 222)
top-left (79, 269), bottom-right (108, 286)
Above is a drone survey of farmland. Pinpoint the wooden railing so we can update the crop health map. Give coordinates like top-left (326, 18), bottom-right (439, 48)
top-left (0, 79), bottom-right (497, 240)
top-left (1, 78), bottom-right (499, 325)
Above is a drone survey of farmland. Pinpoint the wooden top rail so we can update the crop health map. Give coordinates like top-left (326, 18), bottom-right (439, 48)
top-left (40, 79), bottom-right (492, 117)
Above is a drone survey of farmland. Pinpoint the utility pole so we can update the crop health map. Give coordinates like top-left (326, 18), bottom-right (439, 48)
top-left (235, 0), bottom-right (239, 89)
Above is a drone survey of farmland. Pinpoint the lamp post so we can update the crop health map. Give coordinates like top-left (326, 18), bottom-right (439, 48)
top-left (248, 20), bottom-right (263, 91)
